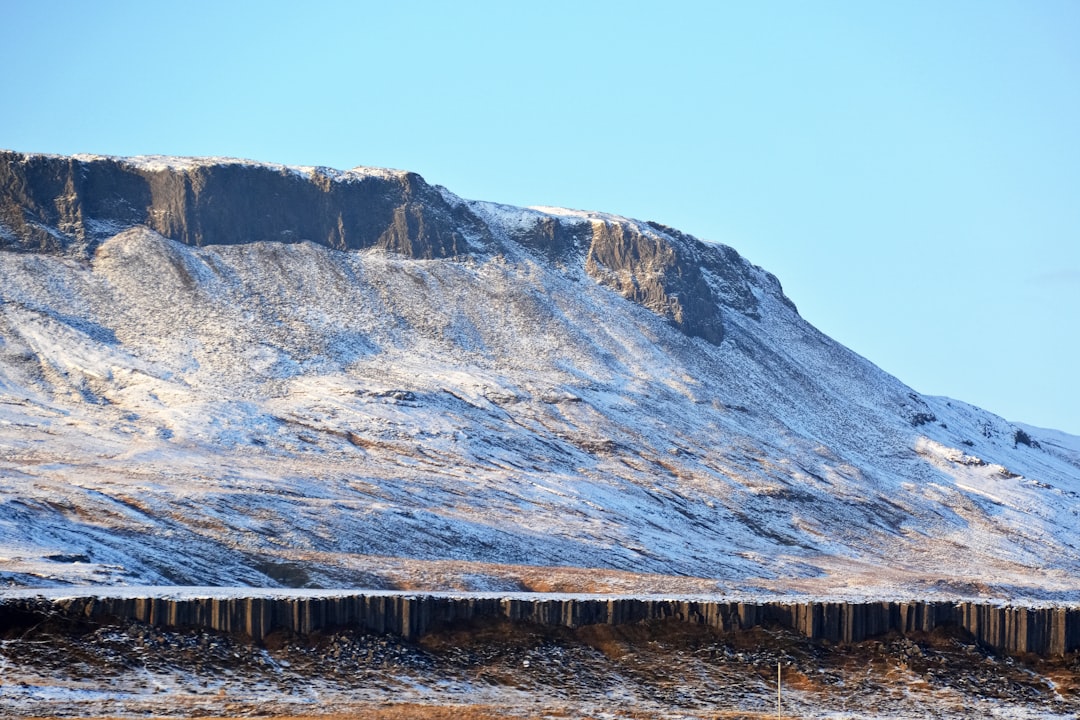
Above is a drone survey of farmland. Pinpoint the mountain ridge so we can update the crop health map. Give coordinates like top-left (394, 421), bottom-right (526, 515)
top-left (0, 150), bottom-right (784, 344)
top-left (0, 151), bottom-right (1077, 601)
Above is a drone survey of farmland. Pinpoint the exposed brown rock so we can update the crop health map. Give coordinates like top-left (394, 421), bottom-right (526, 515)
top-left (584, 219), bottom-right (725, 344)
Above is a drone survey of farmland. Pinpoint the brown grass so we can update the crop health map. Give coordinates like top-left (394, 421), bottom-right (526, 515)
top-left (24, 711), bottom-right (801, 720)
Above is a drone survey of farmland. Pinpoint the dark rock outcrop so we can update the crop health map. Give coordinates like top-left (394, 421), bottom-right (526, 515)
top-left (584, 219), bottom-right (726, 344)
top-left (0, 151), bottom-right (794, 346)
top-left (0, 152), bottom-right (488, 257)
top-left (506, 213), bottom-right (590, 260)
top-left (4, 592), bottom-right (1078, 657)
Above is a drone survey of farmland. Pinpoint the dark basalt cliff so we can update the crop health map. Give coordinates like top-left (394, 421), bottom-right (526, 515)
top-left (4, 592), bottom-right (1078, 657)
top-left (0, 151), bottom-right (791, 345)
top-left (0, 151), bottom-right (485, 258)
top-left (581, 220), bottom-right (717, 344)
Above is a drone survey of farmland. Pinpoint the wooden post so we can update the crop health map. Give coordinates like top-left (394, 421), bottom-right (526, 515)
top-left (777, 660), bottom-right (782, 719)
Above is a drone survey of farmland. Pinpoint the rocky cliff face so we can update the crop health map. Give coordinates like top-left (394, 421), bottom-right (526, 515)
top-left (0, 151), bottom-right (789, 345)
top-left (0, 152), bottom-right (486, 258)
top-left (6, 591), bottom-right (1078, 656)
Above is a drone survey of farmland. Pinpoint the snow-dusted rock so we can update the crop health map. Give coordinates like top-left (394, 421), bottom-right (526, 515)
top-left (0, 151), bottom-right (1077, 601)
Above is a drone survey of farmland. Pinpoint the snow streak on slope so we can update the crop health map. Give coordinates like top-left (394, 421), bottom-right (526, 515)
top-left (0, 162), bottom-right (1078, 601)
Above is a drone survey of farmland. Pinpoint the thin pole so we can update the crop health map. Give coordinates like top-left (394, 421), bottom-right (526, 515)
top-left (776, 660), bottom-right (782, 719)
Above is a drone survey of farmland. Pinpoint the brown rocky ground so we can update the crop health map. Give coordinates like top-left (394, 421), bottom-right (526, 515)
top-left (23, 712), bottom-right (795, 720)
top-left (3, 615), bottom-right (1078, 719)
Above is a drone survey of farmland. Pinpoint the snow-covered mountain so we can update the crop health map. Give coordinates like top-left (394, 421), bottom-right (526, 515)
top-left (1, 151), bottom-right (1077, 600)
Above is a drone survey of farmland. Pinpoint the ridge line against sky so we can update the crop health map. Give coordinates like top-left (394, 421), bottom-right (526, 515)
top-left (1, 0), bottom-right (1077, 434)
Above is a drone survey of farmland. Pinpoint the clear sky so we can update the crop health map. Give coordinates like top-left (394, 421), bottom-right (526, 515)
top-left (2, 0), bottom-right (1078, 434)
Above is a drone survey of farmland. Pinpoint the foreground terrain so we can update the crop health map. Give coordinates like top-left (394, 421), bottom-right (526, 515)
top-left (3, 613), bottom-right (1079, 719)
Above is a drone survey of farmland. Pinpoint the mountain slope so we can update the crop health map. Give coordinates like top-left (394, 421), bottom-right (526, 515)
top-left (1, 152), bottom-right (1077, 600)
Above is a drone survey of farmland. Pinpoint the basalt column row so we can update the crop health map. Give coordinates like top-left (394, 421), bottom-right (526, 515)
top-left (8, 595), bottom-right (1079, 657)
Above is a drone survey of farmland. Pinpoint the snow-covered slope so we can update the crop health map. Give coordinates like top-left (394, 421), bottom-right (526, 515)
top-left (1, 152), bottom-right (1077, 601)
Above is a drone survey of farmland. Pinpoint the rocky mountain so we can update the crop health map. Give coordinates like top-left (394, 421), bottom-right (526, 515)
top-left (1, 151), bottom-right (1078, 600)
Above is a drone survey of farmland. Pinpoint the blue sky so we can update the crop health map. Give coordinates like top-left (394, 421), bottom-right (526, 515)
top-left (3, 1), bottom-right (1078, 434)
